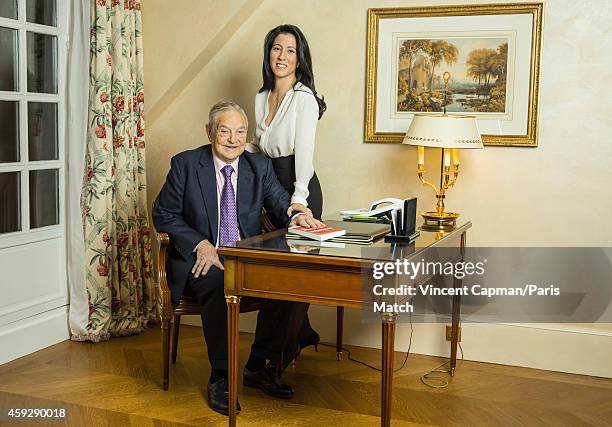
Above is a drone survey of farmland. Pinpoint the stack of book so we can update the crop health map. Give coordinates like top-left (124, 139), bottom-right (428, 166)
top-left (287, 220), bottom-right (390, 245)
top-left (287, 224), bottom-right (346, 241)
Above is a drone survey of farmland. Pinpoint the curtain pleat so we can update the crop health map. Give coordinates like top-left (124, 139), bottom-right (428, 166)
top-left (67, 0), bottom-right (91, 339)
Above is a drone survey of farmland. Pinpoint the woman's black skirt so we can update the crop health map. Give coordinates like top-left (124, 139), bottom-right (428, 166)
top-left (271, 155), bottom-right (323, 219)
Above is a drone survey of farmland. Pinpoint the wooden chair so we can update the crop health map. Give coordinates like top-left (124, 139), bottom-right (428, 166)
top-left (157, 230), bottom-right (344, 391)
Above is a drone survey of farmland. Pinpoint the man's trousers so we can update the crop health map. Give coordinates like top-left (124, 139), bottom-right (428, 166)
top-left (184, 266), bottom-right (309, 371)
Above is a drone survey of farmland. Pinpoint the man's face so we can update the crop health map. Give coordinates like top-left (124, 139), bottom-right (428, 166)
top-left (208, 110), bottom-right (247, 163)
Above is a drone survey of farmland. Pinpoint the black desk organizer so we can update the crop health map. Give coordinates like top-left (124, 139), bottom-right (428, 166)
top-left (384, 197), bottom-right (420, 244)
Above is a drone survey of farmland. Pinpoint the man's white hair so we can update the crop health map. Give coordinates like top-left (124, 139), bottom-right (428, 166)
top-left (207, 100), bottom-right (248, 132)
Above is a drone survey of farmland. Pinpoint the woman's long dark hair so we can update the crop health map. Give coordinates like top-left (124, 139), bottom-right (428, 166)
top-left (260, 24), bottom-right (326, 119)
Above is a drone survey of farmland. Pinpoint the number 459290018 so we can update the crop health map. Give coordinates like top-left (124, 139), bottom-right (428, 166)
top-left (6, 408), bottom-right (67, 418)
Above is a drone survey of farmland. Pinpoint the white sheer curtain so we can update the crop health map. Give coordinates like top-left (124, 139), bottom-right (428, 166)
top-left (67, 0), bottom-right (89, 337)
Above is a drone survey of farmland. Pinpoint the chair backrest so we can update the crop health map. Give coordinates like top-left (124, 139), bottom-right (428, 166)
top-left (261, 208), bottom-right (277, 233)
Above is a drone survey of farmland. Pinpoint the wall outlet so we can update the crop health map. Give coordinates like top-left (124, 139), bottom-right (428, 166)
top-left (445, 324), bottom-right (461, 342)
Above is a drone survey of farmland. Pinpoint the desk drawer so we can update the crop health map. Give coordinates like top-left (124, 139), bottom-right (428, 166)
top-left (234, 259), bottom-right (366, 308)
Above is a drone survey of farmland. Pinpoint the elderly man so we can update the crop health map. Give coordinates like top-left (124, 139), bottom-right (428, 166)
top-left (153, 101), bottom-right (321, 415)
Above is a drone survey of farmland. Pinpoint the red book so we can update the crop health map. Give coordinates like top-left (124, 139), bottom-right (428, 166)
top-left (287, 225), bottom-right (346, 241)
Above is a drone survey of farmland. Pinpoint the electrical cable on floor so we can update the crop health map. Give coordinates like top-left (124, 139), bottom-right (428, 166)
top-left (318, 311), bottom-right (413, 373)
top-left (419, 326), bottom-right (464, 389)
top-left (318, 317), bottom-right (464, 389)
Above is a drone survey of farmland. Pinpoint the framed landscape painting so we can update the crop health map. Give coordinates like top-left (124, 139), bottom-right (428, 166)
top-left (364, 3), bottom-right (543, 146)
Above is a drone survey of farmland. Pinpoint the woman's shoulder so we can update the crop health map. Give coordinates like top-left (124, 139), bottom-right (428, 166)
top-left (255, 89), bottom-right (268, 104)
top-left (292, 82), bottom-right (318, 110)
top-left (293, 81), bottom-right (314, 97)
top-left (254, 90), bottom-right (268, 118)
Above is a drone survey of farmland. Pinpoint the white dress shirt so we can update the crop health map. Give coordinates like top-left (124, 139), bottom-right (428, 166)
top-left (248, 81), bottom-right (319, 207)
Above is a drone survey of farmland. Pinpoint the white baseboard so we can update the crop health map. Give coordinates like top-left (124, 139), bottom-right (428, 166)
top-left (0, 306), bottom-right (70, 365)
top-left (181, 306), bottom-right (612, 378)
top-left (449, 322), bottom-right (612, 378)
top-left (306, 306), bottom-right (612, 379)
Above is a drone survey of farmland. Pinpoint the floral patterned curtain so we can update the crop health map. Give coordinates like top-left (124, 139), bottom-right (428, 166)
top-left (72, 0), bottom-right (156, 342)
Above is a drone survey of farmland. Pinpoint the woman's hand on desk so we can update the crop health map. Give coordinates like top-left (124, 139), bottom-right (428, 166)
top-left (290, 213), bottom-right (324, 228)
top-left (287, 202), bottom-right (323, 228)
top-left (287, 202), bottom-right (312, 218)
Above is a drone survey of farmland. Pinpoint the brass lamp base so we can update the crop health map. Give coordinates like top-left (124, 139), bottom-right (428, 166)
top-left (421, 211), bottom-right (460, 231)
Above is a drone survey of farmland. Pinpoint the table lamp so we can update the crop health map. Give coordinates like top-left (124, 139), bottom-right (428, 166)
top-left (402, 72), bottom-right (483, 230)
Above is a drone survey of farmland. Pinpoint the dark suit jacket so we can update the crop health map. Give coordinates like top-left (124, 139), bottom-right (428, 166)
top-left (152, 144), bottom-right (291, 303)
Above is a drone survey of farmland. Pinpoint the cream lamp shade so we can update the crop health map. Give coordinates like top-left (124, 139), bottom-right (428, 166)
top-left (402, 112), bottom-right (483, 230)
top-left (402, 113), bottom-right (483, 149)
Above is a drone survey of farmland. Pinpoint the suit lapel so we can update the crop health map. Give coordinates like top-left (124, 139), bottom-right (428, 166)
top-left (196, 146), bottom-right (218, 245)
top-left (237, 156), bottom-right (254, 235)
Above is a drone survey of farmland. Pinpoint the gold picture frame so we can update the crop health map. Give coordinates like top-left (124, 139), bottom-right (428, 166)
top-left (364, 2), bottom-right (543, 147)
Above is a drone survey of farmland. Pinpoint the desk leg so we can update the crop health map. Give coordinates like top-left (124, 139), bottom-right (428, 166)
top-left (450, 285), bottom-right (461, 377)
top-left (381, 313), bottom-right (396, 427)
top-left (450, 231), bottom-right (466, 377)
top-left (336, 306), bottom-right (344, 361)
top-left (226, 295), bottom-right (240, 427)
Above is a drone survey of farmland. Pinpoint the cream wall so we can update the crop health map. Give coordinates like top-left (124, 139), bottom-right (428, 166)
top-left (142, 0), bottom-right (612, 377)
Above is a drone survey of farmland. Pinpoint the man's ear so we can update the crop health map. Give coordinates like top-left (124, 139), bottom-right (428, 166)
top-left (205, 124), bottom-right (212, 142)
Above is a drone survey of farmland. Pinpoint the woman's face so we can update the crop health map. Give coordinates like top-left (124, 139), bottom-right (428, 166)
top-left (269, 33), bottom-right (298, 81)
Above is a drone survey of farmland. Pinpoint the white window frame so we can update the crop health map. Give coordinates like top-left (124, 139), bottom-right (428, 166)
top-left (0, 0), bottom-right (68, 249)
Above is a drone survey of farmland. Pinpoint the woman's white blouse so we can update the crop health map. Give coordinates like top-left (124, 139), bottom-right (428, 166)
top-left (248, 82), bottom-right (319, 207)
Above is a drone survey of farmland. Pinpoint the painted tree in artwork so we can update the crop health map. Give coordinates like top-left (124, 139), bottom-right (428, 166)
top-left (467, 49), bottom-right (495, 92)
top-left (399, 39), bottom-right (430, 95)
top-left (426, 40), bottom-right (458, 92)
top-left (466, 42), bottom-right (508, 111)
top-left (467, 43), bottom-right (508, 95)
top-left (489, 42), bottom-right (508, 85)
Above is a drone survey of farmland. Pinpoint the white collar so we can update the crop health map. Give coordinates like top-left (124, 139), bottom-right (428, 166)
top-left (212, 151), bottom-right (239, 175)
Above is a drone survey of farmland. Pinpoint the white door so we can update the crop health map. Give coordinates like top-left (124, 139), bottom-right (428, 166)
top-left (0, 0), bottom-right (68, 364)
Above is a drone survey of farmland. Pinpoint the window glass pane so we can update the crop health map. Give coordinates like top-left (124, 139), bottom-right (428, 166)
top-left (0, 27), bottom-right (19, 91)
top-left (28, 102), bottom-right (58, 161)
top-left (0, 101), bottom-right (19, 163)
top-left (27, 32), bottom-right (57, 94)
top-left (26, 0), bottom-right (57, 26)
top-left (29, 169), bottom-right (59, 228)
top-left (0, 172), bottom-right (21, 234)
top-left (0, 1), bottom-right (18, 19)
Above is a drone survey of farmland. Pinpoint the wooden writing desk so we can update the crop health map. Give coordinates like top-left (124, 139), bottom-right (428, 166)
top-left (219, 220), bottom-right (471, 426)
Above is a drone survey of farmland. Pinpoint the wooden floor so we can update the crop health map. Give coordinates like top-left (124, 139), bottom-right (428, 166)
top-left (1, 326), bottom-right (611, 426)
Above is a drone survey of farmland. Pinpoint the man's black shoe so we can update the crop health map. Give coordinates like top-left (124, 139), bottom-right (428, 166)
top-left (207, 377), bottom-right (241, 416)
top-left (243, 365), bottom-right (294, 399)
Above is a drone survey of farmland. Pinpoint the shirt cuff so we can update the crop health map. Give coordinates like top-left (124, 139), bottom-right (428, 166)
top-left (290, 195), bottom-right (308, 207)
top-left (290, 212), bottom-right (305, 222)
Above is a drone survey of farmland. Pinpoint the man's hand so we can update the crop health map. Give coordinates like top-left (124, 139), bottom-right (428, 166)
top-left (290, 213), bottom-right (324, 228)
top-left (287, 202), bottom-right (312, 217)
top-left (192, 240), bottom-right (224, 278)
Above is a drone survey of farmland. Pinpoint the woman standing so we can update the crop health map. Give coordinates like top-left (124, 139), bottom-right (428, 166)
top-left (249, 24), bottom-right (326, 360)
